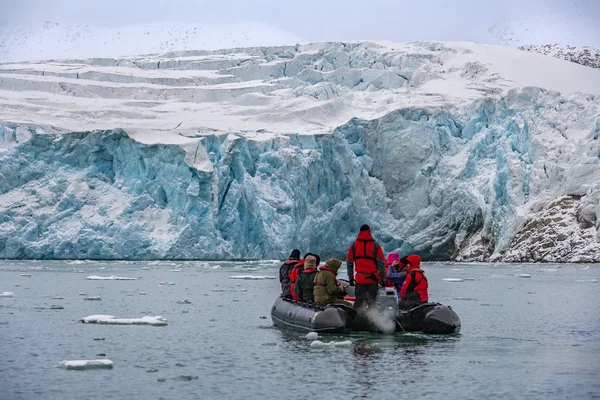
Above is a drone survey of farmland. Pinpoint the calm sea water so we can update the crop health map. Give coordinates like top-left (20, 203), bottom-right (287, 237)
top-left (1, 260), bottom-right (599, 400)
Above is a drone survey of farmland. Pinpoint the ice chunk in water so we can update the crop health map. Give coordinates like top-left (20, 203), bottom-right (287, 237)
top-left (305, 332), bottom-right (319, 340)
top-left (228, 275), bottom-right (275, 280)
top-left (310, 340), bottom-right (352, 348)
top-left (81, 315), bottom-right (168, 326)
top-left (58, 359), bottom-right (114, 370)
top-left (86, 275), bottom-right (137, 280)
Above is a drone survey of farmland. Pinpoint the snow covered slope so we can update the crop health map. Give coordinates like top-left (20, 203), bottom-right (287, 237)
top-left (1, 41), bottom-right (600, 261)
top-left (0, 21), bottom-right (301, 63)
top-left (519, 44), bottom-right (600, 69)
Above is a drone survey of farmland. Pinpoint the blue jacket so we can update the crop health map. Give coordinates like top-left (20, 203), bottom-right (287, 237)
top-left (387, 266), bottom-right (407, 296)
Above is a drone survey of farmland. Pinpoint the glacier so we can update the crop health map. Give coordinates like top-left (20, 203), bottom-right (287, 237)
top-left (1, 41), bottom-right (600, 261)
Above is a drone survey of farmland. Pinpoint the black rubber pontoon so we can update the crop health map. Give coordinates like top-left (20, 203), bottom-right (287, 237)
top-left (270, 297), bottom-right (355, 333)
top-left (396, 302), bottom-right (461, 334)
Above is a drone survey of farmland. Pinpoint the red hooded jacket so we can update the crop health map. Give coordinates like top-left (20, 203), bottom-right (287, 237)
top-left (400, 255), bottom-right (428, 302)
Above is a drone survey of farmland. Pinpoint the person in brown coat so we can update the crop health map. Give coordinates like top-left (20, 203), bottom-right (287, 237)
top-left (313, 258), bottom-right (350, 306)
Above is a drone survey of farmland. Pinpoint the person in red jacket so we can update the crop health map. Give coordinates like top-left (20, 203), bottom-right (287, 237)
top-left (279, 249), bottom-right (301, 298)
top-left (399, 254), bottom-right (428, 307)
top-left (346, 224), bottom-right (386, 310)
top-left (290, 253), bottom-right (320, 301)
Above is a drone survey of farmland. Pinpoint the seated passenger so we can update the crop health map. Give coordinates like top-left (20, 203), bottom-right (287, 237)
top-left (399, 255), bottom-right (428, 307)
top-left (290, 253), bottom-right (320, 301)
top-left (279, 249), bottom-right (301, 298)
top-left (387, 253), bottom-right (408, 296)
top-left (294, 255), bottom-right (319, 302)
top-left (314, 258), bottom-right (351, 306)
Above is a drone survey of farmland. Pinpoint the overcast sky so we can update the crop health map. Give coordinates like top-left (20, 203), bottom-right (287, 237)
top-left (1, 0), bottom-right (599, 46)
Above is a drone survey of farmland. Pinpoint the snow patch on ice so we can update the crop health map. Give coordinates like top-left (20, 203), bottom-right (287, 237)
top-left (0, 292), bottom-right (15, 297)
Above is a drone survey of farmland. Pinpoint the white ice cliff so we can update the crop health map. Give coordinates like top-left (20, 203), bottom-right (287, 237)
top-left (1, 41), bottom-right (600, 261)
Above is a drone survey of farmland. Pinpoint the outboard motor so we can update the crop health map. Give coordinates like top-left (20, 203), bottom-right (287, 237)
top-left (376, 287), bottom-right (399, 315)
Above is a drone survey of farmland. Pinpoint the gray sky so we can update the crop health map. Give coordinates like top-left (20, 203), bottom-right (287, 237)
top-left (2, 0), bottom-right (599, 46)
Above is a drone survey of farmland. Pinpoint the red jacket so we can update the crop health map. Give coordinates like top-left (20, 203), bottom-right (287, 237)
top-left (346, 229), bottom-right (386, 285)
top-left (400, 255), bottom-right (428, 302)
top-left (289, 260), bottom-right (304, 301)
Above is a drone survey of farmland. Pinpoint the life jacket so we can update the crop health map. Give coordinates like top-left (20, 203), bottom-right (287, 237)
top-left (348, 230), bottom-right (383, 285)
top-left (289, 260), bottom-right (304, 301)
top-left (401, 268), bottom-right (428, 303)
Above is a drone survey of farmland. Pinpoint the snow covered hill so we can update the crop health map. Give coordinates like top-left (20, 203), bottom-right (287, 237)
top-left (518, 44), bottom-right (600, 69)
top-left (1, 41), bottom-right (600, 261)
top-left (0, 20), bottom-right (301, 63)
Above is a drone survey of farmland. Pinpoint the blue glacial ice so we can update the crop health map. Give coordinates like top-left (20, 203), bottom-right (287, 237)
top-left (1, 41), bottom-right (600, 261)
top-left (1, 85), bottom-right (599, 261)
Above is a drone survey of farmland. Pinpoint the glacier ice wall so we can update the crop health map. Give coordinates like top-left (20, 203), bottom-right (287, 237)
top-left (0, 125), bottom-right (393, 259)
top-left (2, 85), bottom-right (600, 261)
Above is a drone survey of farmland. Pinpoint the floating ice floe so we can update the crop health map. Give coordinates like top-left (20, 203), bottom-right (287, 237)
top-left (58, 359), bottom-right (114, 370)
top-left (305, 332), bottom-right (319, 340)
top-left (228, 275), bottom-right (275, 280)
top-left (80, 315), bottom-right (115, 323)
top-left (168, 269), bottom-right (182, 272)
top-left (0, 292), bottom-right (15, 297)
top-left (310, 340), bottom-right (352, 348)
top-left (442, 278), bottom-right (464, 282)
top-left (516, 273), bottom-right (532, 278)
top-left (86, 275), bottom-right (137, 280)
top-left (84, 297), bottom-right (102, 301)
top-left (575, 279), bottom-right (599, 283)
top-left (80, 315), bottom-right (168, 326)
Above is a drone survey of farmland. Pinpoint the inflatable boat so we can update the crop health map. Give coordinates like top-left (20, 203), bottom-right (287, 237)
top-left (271, 287), bottom-right (460, 334)
top-left (270, 297), bottom-right (355, 333)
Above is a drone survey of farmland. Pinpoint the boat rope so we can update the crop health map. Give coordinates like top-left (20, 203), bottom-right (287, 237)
top-left (395, 318), bottom-right (405, 333)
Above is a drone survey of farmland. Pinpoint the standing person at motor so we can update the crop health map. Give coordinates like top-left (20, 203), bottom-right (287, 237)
top-left (400, 254), bottom-right (428, 307)
top-left (290, 253), bottom-right (320, 301)
top-left (313, 258), bottom-right (351, 306)
top-left (346, 224), bottom-right (386, 310)
top-left (294, 255), bottom-right (319, 302)
top-left (279, 249), bottom-right (301, 298)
